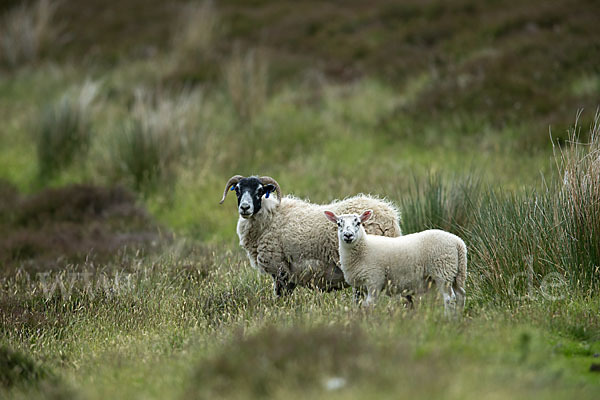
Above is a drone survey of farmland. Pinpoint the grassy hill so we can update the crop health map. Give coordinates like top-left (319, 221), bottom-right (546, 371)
top-left (1, 0), bottom-right (599, 399)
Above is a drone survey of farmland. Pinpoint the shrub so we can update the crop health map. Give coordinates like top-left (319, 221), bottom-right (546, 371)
top-left (33, 82), bottom-right (98, 181)
top-left (224, 46), bottom-right (269, 120)
top-left (0, 0), bottom-right (60, 69)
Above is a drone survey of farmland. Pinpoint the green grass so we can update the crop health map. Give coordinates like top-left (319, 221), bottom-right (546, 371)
top-left (1, 246), bottom-right (599, 399)
top-left (33, 82), bottom-right (97, 182)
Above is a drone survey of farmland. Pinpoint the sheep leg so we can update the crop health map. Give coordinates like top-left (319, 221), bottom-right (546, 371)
top-left (453, 285), bottom-right (466, 311)
top-left (256, 245), bottom-right (295, 297)
top-left (436, 278), bottom-right (457, 317)
top-left (272, 268), bottom-right (296, 297)
top-left (404, 294), bottom-right (415, 309)
top-left (363, 285), bottom-right (382, 308)
top-left (352, 287), bottom-right (365, 305)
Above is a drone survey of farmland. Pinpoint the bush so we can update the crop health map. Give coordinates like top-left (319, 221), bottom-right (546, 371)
top-left (0, 0), bottom-right (60, 69)
top-left (33, 82), bottom-right (98, 181)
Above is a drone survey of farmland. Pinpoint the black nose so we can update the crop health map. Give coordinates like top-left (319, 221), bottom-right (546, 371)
top-left (343, 233), bottom-right (353, 241)
top-left (240, 204), bottom-right (250, 212)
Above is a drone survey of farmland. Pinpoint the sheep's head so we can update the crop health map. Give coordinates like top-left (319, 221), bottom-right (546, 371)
top-left (324, 210), bottom-right (372, 245)
top-left (219, 175), bottom-right (282, 219)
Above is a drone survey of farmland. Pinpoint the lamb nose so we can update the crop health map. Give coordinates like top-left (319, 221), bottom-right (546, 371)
top-left (240, 204), bottom-right (250, 211)
top-left (344, 233), bottom-right (353, 240)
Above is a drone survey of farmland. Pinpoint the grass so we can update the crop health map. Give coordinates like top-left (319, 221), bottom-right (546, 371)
top-left (32, 81), bottom-right (98, 182)
top-left (166, 0), bottom-right (222, 85)
top-left (108, 88), bottom-right (202, 192)
top-left (0, 0), bottom-right (60, 69)
top-left (172, 1), bottom-right (219, 63)
top-left (1, 0), bottom-right (600, 398)
top-left (2, 121), bottom-right (600, 397)
top-left (1, 244), bottom-right (599, 399)
top-left (224, 46), bottom-right (270, 120)
top-left (0, 346), bottom-right (52, 388)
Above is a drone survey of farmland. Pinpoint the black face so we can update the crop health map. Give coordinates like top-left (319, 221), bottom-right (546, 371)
top-left (232, 177), bottom-right (276, 218)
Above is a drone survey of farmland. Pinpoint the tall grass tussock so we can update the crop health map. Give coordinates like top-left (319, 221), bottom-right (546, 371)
top-left (399, 113), bottom-right (600, 306)
top-left (166, 0), bottom-right (222, 84)
top-left (224, 46), bottom-right (269, 120)
top-left (110, 89), bottom-right (201, 191)
top-left (0, 0), bottom-right (60, 69)
top-left (33, 81), bottom-right (98, 181)
top-left (172, 0), bottom-right (219, 64)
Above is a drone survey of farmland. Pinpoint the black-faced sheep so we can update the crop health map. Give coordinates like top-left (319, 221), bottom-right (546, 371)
top-left (219, 175), bottom-right (402, 296)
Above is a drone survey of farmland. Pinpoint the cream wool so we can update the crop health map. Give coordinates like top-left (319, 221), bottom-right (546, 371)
top-left (235, 194), bottom-right (402, 294)
top-left (325, 210), bottom-right (467, 313)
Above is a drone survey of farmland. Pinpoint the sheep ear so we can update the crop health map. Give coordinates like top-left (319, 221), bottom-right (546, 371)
top-left (360, 210), bottom-right (373, 223)
top-left (263, 184), bottom-right (276, 196)
top-left (324, 211), bottom-right (338, 223)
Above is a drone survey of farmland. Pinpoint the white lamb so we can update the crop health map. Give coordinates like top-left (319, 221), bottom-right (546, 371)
top-left (219, 175), bottom-right (402, 296)
top-left (324, 209), bottom-right (467, 314)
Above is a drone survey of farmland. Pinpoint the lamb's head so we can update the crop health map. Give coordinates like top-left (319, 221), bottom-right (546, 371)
top-left (324, 209), bottom-right (372, 245)
top-left (219, 175), bottom-right (282, 219)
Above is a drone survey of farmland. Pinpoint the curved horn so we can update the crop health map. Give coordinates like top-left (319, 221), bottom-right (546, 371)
top-left (219, 175), bottom-right (244, 204)
top-left (259, 176), bottom-right (282, 203)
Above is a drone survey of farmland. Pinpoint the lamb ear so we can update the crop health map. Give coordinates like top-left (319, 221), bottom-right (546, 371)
top-left (360, 209), bottom-right (373, 223)
top-left (324, 211), bottom-right (338, 223)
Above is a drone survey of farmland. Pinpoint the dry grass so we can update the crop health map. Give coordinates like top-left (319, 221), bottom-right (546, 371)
top-left (172, 0), bottom-right (220, 63)
top-left (224, 46), bottom-right (269, 120)
top-left (554, 110), bottom-right (600, 284)
top-left (0, 183), bottom-right (163, 275)
top-left (0, 0), bottom-right (60, 69)
top-left (556, 110), bottom-right (600, 200)
top-left (164, 0), bottom-right (222, 84)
